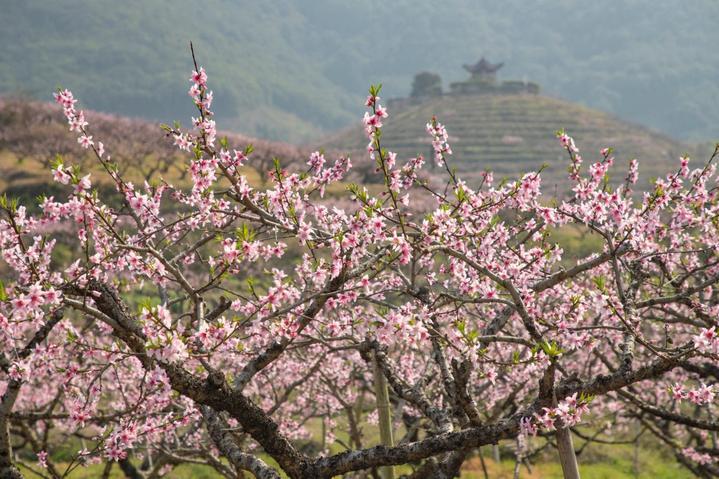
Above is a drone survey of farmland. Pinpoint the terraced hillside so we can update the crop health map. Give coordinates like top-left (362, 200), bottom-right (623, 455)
top-left (323, 94), bottom-right (695, 191)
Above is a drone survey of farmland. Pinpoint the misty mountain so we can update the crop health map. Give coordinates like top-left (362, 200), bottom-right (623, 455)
top-left (2, 0), bottom-right (717, 143)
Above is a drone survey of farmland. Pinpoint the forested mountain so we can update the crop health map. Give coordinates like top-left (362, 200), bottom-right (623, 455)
top-left (2, 1), bottom-right (718, 143)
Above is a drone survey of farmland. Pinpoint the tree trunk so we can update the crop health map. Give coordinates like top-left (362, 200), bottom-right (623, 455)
top-left (0, 385), bottom-right (23, 479)
top-left (372, 351), bottom-right (395, 479)
top-left (556, 426), bottom-right (581, 479)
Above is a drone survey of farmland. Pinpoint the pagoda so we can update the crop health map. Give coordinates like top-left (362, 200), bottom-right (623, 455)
top-left (450, 57), bottom-right (539, 96)
top-left (462, 57), bottom-right (504, 84)
top-left (388, 57), bottom-right (539, 111)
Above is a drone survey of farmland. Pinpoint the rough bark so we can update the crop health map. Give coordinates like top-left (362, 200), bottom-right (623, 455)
top-left (202, 406), bottom-right (281, 479)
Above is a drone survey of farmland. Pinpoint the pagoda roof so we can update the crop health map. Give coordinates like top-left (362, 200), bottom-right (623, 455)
top-left (463, 57), bottom-right (504, 74)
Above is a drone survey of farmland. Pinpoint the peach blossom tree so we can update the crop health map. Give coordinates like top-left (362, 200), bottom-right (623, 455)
top-left (1, 55), bottom-right (719, 479)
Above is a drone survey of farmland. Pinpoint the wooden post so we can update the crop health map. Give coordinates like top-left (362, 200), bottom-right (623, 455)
top-left (372, 351), bottom-right (395, 479)
top-left (556, 426), bottom-right (581, 479)
top-left (479, 449), bottom-right (490, 479)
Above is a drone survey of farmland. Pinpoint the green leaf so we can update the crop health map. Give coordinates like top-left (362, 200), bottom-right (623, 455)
top-left (246, 277), bottom-right (256, 295)
top-left (0, 195), bottom-right (18, 213)
top-left (592, 275), bottom-right (606, 292)
top-left (538, 340), bottom-right (564, 358)
top-left (51, 154), bottom-right (64, 169)
top-left (66, 329), bottom-right (78, 343)
top-left (237, 223), bottom-right (255, 242)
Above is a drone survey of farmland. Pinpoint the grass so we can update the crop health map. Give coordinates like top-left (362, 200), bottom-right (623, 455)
top-left (22, 463), bottom-right (222, 479)
top-left (548, 223), bottom-right (605, 262)
top-left (459, 439), bottom-right (694, 479)
top-left (461, 458), bottom-right (693, 479)
top-left (43, 447), bottom-right (694, 479)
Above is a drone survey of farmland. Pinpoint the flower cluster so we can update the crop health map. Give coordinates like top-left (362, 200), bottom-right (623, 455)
top-left (426, 116), bottom-right (452, 166)
top-left (536, 394), bottom-right (590, 430)
top-left (362, 87), bottom-right (388, 159)
top-left (671, 383), bottom-right (715, 405)
top-left (558, 130), bottom-right (581, 179)
top-left (682, 447), bottom-right (715, 466)
top-left (141, 305), bottom-right (189, 364)
top-left (695, 327), bottom-right (719, 354)
top-left (307, 151), bottom-right (353, 196)
top-left (54, 89), bottom-right (104, 159)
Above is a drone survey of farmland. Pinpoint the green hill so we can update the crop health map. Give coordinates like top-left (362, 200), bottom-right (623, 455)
top-left (322, 93), bottom-right (694, 191)
top-left (2, 1), bottom-right (719, 143)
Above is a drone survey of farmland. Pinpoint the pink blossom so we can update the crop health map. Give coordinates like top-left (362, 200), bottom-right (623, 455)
top-left (37, 451), bottom-right (48, 469)
top-left (77, 134), bottom-right (93, 149)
